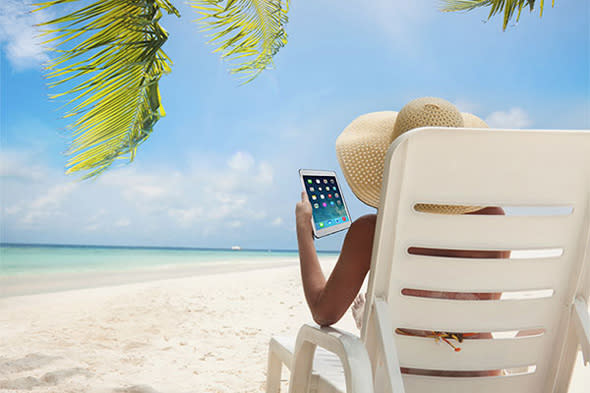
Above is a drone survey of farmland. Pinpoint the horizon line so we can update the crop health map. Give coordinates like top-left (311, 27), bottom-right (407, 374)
top-left (0, 242), bottom-right (340, 254)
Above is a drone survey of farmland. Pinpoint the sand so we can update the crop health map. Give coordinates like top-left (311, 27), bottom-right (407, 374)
top-left (1, 257), bottom-right (588, 393)
top-left (0, 257), bottom-right (353, 393)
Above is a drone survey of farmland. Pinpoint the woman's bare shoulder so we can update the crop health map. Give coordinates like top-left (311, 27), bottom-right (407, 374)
top-left (353, 213), bottom-right (377, 226)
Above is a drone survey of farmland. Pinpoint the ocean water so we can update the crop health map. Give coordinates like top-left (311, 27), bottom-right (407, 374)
top-left (0, 244), bottom-right (334, 276)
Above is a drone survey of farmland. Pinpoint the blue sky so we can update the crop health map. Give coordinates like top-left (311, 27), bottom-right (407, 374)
top-left (1, 0), bottom-right (588, 250)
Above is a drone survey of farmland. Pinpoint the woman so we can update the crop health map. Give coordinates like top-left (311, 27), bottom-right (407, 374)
top-left (294, 97), bottom-right (507, 329)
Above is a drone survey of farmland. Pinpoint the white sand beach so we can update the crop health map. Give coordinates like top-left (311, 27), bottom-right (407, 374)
top-left (1, 257), bottom-right (588, 393)
top-left (0, 256), bottom-right (348, 393)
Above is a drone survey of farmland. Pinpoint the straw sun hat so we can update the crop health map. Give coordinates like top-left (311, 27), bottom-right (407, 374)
top-left (335, 97), bottom-right (488, 213)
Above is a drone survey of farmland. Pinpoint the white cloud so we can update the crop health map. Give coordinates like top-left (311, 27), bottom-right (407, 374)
top-left (29, 182), bottom-right (77, 210)
top-left (115, 218), bottom-right (131, 227)
top-left (134, 184), bottom-right (168, 199)
top-left (23, 182), bottom-right (77, 224)
top-left (99, 170), bottom-right (176, 201)
top-left (83, 209), bottom-right (108, 232)
top-left (485, 108), bottom-right (532, 128)
top-left (229, 220), bottom-right (242, 228)
top-left (228, 151), bottom-right (255, 172)
top-left (256, 162), bottom-right (274, 185)
top-left (90, 209), bottom-right (107, 221)
top-left (168, 207), bottom-right (204, 226)
top-left (0, 0), bottom-right (52, 69)
top-left (92, 151), bottom-right (275, 230)
top-left (1, 147), bottom-right (283, 247)
top-left (84, 223), bottom-right (100, 232)
top-left (4, 206), bottom-right (22, 215)
top-left (0, 149), bottom-right (48, 181)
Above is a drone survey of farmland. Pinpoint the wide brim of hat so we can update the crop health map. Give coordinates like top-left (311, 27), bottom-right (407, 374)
top-left (336, 101), bottom-right (489, 209)
top-left (414, 204), bottom-right (484, 215)
top-left (461, 112), bottom-right (489, 128)
top-left (335, 111), bottom-right (398, 208)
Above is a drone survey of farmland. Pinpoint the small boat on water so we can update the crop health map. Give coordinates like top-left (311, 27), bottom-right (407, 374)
top-left (231, 246), bottom-right (241, 251)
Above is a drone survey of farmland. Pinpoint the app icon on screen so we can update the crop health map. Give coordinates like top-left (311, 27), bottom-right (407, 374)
top-left (318, 187), bottom-right (322, 191)
top-left (314, 203), bottom-right (319, 209)
top-left (335, 193), bottom-right (339, 198)
top-left (316, 179), bottom-right (320, 184)
top-left (311, 195), bottom-right (317, 200)
top-left (333, 187), bottom-right (337, 191)
top-left (342, 217), bottom-right (347, 221)
top-left (330, 201), bottom-right (335, 205)
top-left (336, 218), bottom-right (340, 223)
top-left (319, 222), bottom-right (324, 228)
top-left (307, 179), bottom-right (312, 184)
top-left (309, 187), bottom-right (314, 192)
top-left (328, 194), bottom-right (332, 198)
top-left (320, 195), bottom-right (325, 199)
top-left (337, 200), bottom-right (342, 205)
top-left (327, 220), bottom-right (332, 225)
top-left (322, 202), bottom-right (327, 207)
top-left (330, 179), bottom-right (335, 184)
top-left (323, 179), bottom-right (328, 184)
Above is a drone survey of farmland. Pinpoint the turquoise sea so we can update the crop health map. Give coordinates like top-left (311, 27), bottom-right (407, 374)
top-left (0, 244), bottom-right (336, 276)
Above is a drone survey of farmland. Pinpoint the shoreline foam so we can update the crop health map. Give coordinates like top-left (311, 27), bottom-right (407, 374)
top-left (1, 258), bottom-right (299, 298)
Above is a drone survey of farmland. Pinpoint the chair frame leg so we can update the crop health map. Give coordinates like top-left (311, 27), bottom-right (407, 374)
top-left (267, 347), bottom-right (283, 393)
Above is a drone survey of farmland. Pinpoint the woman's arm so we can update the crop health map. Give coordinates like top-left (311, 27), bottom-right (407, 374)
top-left (295, 191), bottom-right (328, 320)
top-left (296, 192), bottom-right (374, 326)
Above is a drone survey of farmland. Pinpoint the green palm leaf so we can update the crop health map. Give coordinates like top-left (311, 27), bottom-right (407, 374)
top-left (190, 0), bottom-right (289, 83)
top-left (35, 0), bottom-right (180, 179)
top-left (441, 0), bottom-right (554, 31)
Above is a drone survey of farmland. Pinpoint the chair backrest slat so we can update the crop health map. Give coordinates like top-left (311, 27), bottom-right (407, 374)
top-left (404, 213), bottom-right (574, 248)
top-left (389, 296), bottom-right (556, 331)
top-left (362, 128), bottom-right (590, 393)
top-left (395, 333), bottom-right (544, 369)
top-left (402, 373), bottom-right (539, 393)
top-left (396, 256), bottom-right (563, 292)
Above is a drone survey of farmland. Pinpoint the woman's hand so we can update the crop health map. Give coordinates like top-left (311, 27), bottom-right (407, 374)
top-left (295, 191), bottom-right (313, 238)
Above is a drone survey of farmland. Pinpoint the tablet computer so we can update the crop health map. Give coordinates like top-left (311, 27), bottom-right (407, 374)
top-left (299, 169), bottom-right (352, 238)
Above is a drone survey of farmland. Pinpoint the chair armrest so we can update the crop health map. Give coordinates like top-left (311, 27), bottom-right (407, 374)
top-left (288, 323), bottom-right (374, 393)
top-left (574, 296), bottom-right (590, 366)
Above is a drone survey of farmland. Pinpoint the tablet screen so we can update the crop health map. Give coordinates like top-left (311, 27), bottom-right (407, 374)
top-left (302, 174), bottom-right (350, 232)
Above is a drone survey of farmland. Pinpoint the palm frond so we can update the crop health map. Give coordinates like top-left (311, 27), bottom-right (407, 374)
top-left (441, 0), bottom-right (554, 31)
top-left (35, 0), bottom-right (180, 179)
top-left (190, 0), bottom-right (289, 83)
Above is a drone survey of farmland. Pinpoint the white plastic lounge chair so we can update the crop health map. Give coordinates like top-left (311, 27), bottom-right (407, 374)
top-left (266, 127), bottom-right (590, 393)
